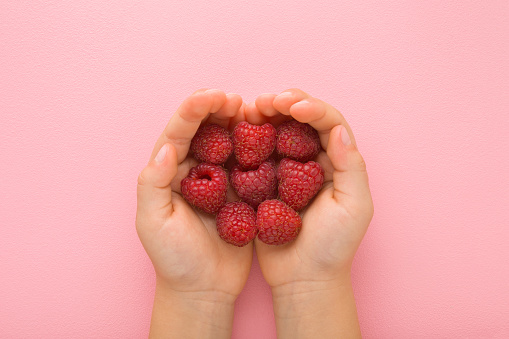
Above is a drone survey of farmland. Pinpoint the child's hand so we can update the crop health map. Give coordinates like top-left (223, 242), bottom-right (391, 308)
top-left (249, 89), bottom-right (374, 338)
top-left (136, 89), bottom-right (249, 338)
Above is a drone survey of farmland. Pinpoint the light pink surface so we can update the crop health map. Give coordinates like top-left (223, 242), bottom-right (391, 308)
top-left (1, 1), bottom-right (509, 338)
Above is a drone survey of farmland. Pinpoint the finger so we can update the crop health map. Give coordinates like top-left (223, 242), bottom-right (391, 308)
top-left (327, 125), bottom-right (371, 204)
top-left (245, 101), bottom-right (270, 125)
top-left (169, 157), bottom-right (199, 194)
top-left (150, 89), bottom-right (227, 163)
top-left (206, 93), bottom-right (243, 129)
top-left (228, 101), bottom-right (247, 130)
top-left (255, 93), bottom-right (278, 117)
top-left (315, 150), bottom-right (334, 182)
top-left (254, 93), bottom-right (293, 127)
top-left (137, 143), bottom-right (178, 225)
top-left (273, 89), bottom-right (357, 150)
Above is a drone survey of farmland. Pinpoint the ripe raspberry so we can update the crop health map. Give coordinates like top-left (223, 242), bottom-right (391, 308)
top-left (180, 163), bottom-right (228, 214)
top-left (277, 158), bottom-right (324, 211)
top-left (216, 202), bottom-right (257, 247)
top-left (231, 160), bottom-right (278, 209)
top-left (233, 121), bottom-right (276, 169)
top-left (276, 120), bottom-right (321, 162)
top-left (191, 124), bottom-right (233, 165)
top-left (257, 200), bottom-right (302, 245)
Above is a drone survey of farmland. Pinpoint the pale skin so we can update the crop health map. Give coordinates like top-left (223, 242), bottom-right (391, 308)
top-left (136, 88), bottom-right (374, 338)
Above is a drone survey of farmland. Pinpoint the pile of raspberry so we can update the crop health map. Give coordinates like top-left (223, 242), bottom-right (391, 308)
top-left (181, 120), bottom-right (324, 247)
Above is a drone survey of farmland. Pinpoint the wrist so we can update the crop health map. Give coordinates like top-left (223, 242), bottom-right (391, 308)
top-left (149, 278), bottom-right (236, 339)
top-left (271, 273), bottom-right (352, 316)
top-left (271, 274), bottom-right (361, 339)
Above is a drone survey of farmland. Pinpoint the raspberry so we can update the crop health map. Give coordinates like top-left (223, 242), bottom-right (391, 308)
top-left (231, 160), bottom-right (278, 209)
top-left (180, 163), bottom-right (228, 214)
top-left (257, 200), bottom-right (302, 245)
top-left (233, 121), bottom-right (276, 169)
top-left (216, 202), bottom-right (257, 247)
top-left (276, 120), bottom-right (321, 162)
top-left (277, 158), bottom-right (324, 211)
top-left (191, 124), bottom-right (233, 165)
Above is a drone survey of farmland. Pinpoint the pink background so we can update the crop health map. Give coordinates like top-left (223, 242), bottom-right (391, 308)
top-left (1, 1), bottom-right (509, 338)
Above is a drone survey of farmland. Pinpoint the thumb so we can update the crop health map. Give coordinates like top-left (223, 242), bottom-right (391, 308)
top-left (327, 125), bottom-right (371, 203)
top-left (137, 143), bottom-right (178, 225)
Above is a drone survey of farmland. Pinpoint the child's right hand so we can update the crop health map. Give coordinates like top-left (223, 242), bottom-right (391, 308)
top-left (135, 89), bottom-right (250, 338)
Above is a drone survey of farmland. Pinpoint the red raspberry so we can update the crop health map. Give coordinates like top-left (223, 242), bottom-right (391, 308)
top-left (233, 121), bottom-right (276, 169)
top-left (216, 202), bottom-right (258, 247)
top-left (180, 163), bottom-right (228, 214)
top-left (191, 124), bottom-right (233, 165)
top-left (231, 160), bottom-right (278, 209)
top-left (277, 158), bottom-right (324, 211)
top-left (257, 200), bottom-right (302, 245)
top-left (276, 120), bottom-right (321, 162)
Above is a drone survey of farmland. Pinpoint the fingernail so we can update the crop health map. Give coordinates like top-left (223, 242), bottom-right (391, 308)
top-left (340, 126), bottom-right (351, 146)
top-left (277, 92), bottom-right (293, 100)
top-left (292, 99), bottom-right (311, 109)
top-left (204, 89), bottom-right (221, 95)
top-left (155, 144), bottom-right (168, 164)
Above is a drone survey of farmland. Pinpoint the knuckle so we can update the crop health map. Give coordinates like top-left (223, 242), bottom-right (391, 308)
top-left (353, 152), bottom-right (368, 172)
top-left (357, 158), bottom-right (367, 172)
top-left (137, 166), bottom-right (157, 188)
top-left (163, 133), bottom-right (191, 148)
top-left (137, 170), bottom-right (147, 186)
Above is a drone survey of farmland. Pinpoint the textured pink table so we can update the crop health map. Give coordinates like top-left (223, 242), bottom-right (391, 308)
top-left (1, 1), bottom-right (508, 338)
